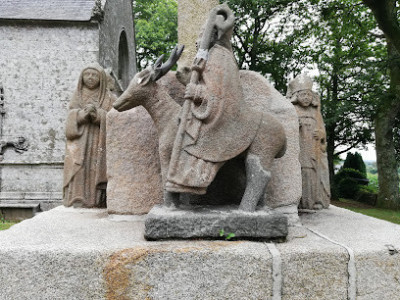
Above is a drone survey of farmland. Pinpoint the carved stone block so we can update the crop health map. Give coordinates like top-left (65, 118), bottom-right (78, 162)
top-left (145, 205), bottom-right (288, 241)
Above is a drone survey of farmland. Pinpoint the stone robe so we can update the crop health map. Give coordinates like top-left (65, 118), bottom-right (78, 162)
top-left (295, 104), bottom-right (319, 209)
top-left (293, 90), bottom-right (331, 209)
top-left (316, 114), bottom-right (331, 208)
top-left (166, 44), bottom-right (261, 194)
top-left (63, 64), bottom-right (115, 208)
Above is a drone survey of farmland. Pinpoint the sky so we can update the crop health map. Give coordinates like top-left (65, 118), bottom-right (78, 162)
top-left (341, 144), bottom-right (376, 162)
top-left (358, 148), bottom-right (376, 162)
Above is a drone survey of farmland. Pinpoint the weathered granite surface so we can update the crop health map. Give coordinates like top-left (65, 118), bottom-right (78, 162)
top-left (0, 205), bottom-right (399, 299)
top-left (109, 68), bottom-right (301, 221)
top-left (240, 71), bottom-right (301, 219)
top-left (145, 205), bottom-right (288, 241)
top-left (161, 4), bottom-right (287, 215)
top-left (301, 207), bottom-right (400, 300)
top-left (106, 72), bottom-right (185, 215)
top-left (63, 64), bottom-right (115, 208)
top-left (106, 106), bottom-right (163, 215)
top-left (177, 0), bottom-right (219, 83)
top-left (108, 3), bottom-right (300, 223)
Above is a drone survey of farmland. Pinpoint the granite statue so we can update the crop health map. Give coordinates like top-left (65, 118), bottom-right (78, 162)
top-left (63, 63), bottom-right (116, 208)
top-left (113, 46), bottom-right (185, 207)
top-left (316, 119), bottom-right (331, 209)
top-left (113, 4), bottom-right (290, 240)
top-left (114, 5), bottom-right (286, 213)
top-left (288, 74), bottom-right (330, 209)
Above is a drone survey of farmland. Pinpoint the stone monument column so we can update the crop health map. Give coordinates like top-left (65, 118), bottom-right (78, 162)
top-left (176, 0), bottom-right (219, 83)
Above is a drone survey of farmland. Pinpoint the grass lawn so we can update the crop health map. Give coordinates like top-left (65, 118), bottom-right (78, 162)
top-left (0, 221), bottom-right (17, 230)
top-left (331, 199), bottom-right (400, 225)
top-left (345, 207), bottom-right (400, 225)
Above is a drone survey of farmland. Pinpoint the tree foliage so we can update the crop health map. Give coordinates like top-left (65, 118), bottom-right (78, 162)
top-left (308, 0), bottom-right (386, 183)
top-left (334, 167), bottom-right (368, 200)
top-left (222, 0), bottom-right (315, 93)
top-left (343, 152), bottom-right (367, 176)
top-left (361, 0), bottom-right (400, 208)
top-left (224, 0), bottom-right (384, 185)
top-left (134, 0), bottom-right (178, 70)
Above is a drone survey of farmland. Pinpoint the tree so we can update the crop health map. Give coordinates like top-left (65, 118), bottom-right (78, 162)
top-left (362, 0), bottom-right (400, 209)
top-left (224, 0), bottom-right (383, 190)
top-left (343, 152), bottom-right (367, 176)
top-left (222, 0), bottom-right (315, 93)
top-left (134, 0), bottom-right (178, 70)
top-left (309, 0), bottom-right (386, 185)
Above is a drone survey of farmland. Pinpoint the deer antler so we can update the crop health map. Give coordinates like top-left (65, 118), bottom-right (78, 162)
top-left (153, 45), bottom-right (185, 81)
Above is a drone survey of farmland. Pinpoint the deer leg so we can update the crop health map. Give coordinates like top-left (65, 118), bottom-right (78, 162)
top-left (239, 154), bottom-right (271, 212)
top-left (163, 190), bottom-right (180, 208)
top-left (159, 146), bottom-right (180, 208)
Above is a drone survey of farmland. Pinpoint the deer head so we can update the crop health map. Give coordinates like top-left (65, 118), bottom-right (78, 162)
top-left (113, 45), bottom-right (184, 112)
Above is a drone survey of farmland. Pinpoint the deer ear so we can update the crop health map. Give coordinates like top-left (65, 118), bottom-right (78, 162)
top-left (137, 69), bottom-right (152, 86)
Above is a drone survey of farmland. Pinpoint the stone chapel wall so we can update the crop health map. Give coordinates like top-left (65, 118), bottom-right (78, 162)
top-left (0, 21), bottom-right (99, 210)
top-left (99, 0), bottom-right (136, 90)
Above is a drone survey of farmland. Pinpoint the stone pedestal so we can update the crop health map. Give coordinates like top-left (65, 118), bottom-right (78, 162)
top-left (1, 206), bottom-right (399, 299)
top-left (145, 205), bottom-right (288, 241)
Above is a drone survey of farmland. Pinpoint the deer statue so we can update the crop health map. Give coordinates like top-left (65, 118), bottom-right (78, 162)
top-left (113, 43), bottom-right (287, 212)
top-left (113, 46), bottom-right (184, 206)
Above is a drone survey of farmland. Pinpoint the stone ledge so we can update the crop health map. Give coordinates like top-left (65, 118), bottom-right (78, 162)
top-left (0, 202), bottom-right (40, 221)
top-left (145, 204), bottom-right (288, 241)
top-left (0, 193), bottom-right (62, 214)
top-left (0, 191), bottom-right (63, 200)
top-left (0, 206), bottom-right (399, 299)
top-left (0, 203), bottom-right (40, 208)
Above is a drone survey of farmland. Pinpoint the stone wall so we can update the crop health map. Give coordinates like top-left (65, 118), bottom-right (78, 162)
top-left (99, 0), bottom-right (136, 90)
top-left (0, 21), bottom-right (99, 210)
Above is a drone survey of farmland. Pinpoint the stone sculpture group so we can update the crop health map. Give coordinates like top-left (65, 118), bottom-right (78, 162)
top-left (63, 4), bottom-right (331, 240)
top-left (114, 4), bottom-right (287, 213)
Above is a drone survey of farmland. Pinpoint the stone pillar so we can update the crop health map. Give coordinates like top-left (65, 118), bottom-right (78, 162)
top-left (176, 0), bottom-right (218, 83)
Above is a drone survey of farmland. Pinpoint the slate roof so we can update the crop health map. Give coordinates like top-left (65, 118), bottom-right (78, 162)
top-left (0, 0), bottom-right (99, 21)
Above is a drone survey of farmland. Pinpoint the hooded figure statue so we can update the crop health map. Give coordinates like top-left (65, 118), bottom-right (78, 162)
top-left (166, 4), bottom-right (262, 194)
top-left (63, 63), bottom-right (116, 208)
top-left (288, 74), bottom-right (330, 209)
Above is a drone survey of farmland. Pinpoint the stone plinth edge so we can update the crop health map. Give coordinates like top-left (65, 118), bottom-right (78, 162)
top-left (144, 204), bottom-right (288, 241)
top-left (1, 206), bottom-right (400, 299)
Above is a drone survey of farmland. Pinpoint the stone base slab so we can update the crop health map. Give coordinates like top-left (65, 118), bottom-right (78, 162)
top-left (145, 205), bottom-right (288, 241)
top-left (0, 205), bottom-right (399, 299)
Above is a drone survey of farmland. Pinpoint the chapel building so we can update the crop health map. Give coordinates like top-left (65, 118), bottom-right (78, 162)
top-left (0, 0), bottom-right (136, 218)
